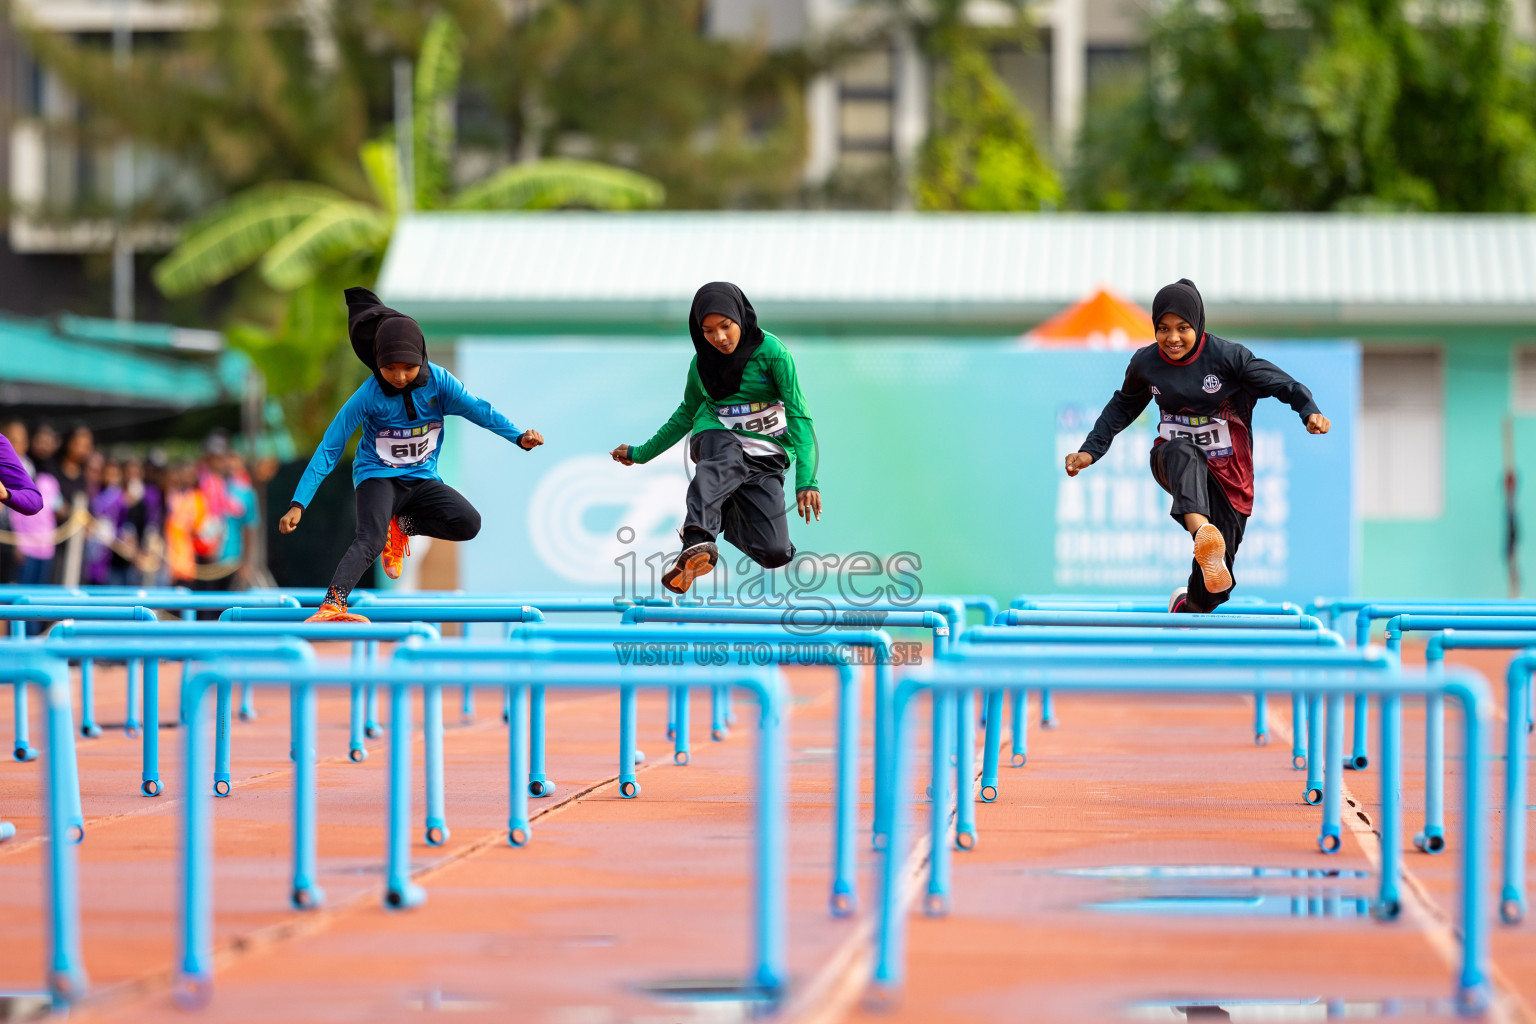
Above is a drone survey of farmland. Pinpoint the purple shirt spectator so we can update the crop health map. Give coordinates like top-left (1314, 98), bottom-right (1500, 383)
top-left (0, 436), bottom-right (42, 516)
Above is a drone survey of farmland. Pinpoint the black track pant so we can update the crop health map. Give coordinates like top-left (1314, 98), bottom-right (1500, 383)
top-left (684, 430), bottom-right (795, 570)
top-left (1149, 437), bottom-right (1247, 613)
top-left (329, 476), bottom-right (481, 598)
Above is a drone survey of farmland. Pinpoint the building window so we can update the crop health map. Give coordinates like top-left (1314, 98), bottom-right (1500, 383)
top-left (1512, 345), bottom-right (1536, 414)
top-left (1360, 349), bottom-right (1444, 519)
top-left (837, 48), bottom-right (894, 171)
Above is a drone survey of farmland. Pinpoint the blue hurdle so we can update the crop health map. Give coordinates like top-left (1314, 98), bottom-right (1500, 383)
top-left (872, 660), bottom-right (1495, 1014)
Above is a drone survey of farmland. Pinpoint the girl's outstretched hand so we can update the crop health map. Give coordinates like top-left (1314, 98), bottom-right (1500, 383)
top-left (610, 445), bottom-right (634, 466)
top-left (1305, 413), bottom-right (1331, 435)
top-left (279, 506), bottom-right (302, 534)
top-left (518, 429), bottom-right (545, 450)
top-left (1064, 452), bottom-right (1094, 477)
top-left (797, 488), bottom-right (821, 523)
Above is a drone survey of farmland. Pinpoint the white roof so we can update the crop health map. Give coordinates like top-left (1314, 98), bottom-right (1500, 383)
top-left (377, 212), bottom-right (1536, 329)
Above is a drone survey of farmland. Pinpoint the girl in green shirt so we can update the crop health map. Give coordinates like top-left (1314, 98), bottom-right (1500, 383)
top-left (611, 282), bottom-right (821, 594)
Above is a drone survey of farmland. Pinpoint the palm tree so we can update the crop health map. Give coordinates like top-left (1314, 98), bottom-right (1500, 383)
top-left (151, 14), bottom-right (665, 445)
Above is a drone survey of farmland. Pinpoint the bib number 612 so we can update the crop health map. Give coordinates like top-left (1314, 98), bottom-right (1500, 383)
top-left (391, 439), bottom-right (432, 460)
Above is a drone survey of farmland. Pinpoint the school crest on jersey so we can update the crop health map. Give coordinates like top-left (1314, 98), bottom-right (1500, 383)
top-left (1202, 374), bottom-right (1222, 394)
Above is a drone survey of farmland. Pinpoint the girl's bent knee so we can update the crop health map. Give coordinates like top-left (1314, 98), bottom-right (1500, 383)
top-left (757, 546), bottom-right (794, 570)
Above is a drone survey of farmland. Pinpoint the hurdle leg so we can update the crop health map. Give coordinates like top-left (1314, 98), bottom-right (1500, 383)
top-left (872, 661), bottom-right (892, 850)
top-left (1010, 687), bottom-right (1028, 767)
top-left (1377, 692), bottom-right (1403, 917)
top-left (177, 608), bottom-right (194, 724)
top-left (1290, 692), bottom-right (1306, 769)
top-left (673, 685), bottom-right (691, 766)
top-left (1348, 692), bottom-right (1369, 769)
top-left (955, 690), bottom-right (977, 850)
top-left (348, 685), bottom-right (367, 762)
top-left (529, 684), bottom-right (554, 796)
top-left (1304, 691), bottom-right (1323, 804)
top-left (666, 684), bottom-right (678, 741)
top-left (291, 683), bottom-right (323, 909)
top-left (13, 676), bottom-right (37, 762)
top-left (9, 621), bottom-right (33, 761)
top-left (980, 688), bottom-right (1003, 802)
top-left (1040, 688), bottom-right (1057, 728)
top-left (618, 684), bottom-right (640, 798)
top-left (43, 675), bottom-right (86, 1002)
top-left (831, 665), bottom-right (859, 917)
top-left (1416, 692), bottom-right (1446, 854)
top-left (365, 683), bottom-right (382, 740)
top-left (79, 660), bottom-right (101, 738)
top-left (751, 677), bottom-right (787, 994)
top-left (507, 685), bottom-right (530, 846)
top-left (926, 690), bottom-right (954, 914)
top-left (124, 660), bottom-right (143, 738)
top-left (1252, 689), bottom-right (1268, 746)
top-left (874, 691), bottom-right (913, 991)
top-left (142, 659), bottom-right (161, 796)
top-left (178, 680), bottom-right (213, 1003)
top-left (461, 683), bottom-right (474, 724)
top-left (1502, 667), bottom-right (1529, 924)
top-left (423, 683), bottom-right (448, 845)
top-left (213, 678), bottom-right (232, 797)
top-left (384, 683), bottom-right (424, 909)
top-left (711, 684), bottom-right (728, 741)
top-left (1319, 692), bottom-right (1344, 853)
top-left (239, 682), bottom-right (256, 722)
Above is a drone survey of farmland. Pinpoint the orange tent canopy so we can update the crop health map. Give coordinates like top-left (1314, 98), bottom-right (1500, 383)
top-left (1024, 288), bottom-right (1155, 349)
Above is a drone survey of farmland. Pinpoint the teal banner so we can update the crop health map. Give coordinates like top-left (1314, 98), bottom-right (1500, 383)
top-left (450, 338), bottom-right (1358, 604)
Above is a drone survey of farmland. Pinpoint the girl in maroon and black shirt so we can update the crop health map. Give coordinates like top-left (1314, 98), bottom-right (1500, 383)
top-left (1064, 278), bottom-right (1331, 613)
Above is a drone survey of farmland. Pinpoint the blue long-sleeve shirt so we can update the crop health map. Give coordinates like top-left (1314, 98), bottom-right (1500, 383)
top-left (291, 363), bottom-right (523, 509)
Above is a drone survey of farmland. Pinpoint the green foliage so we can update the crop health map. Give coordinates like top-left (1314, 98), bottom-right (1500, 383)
top-left (500, 0), bottom-right (809, 208)
top-left (917, 46), bottom-right (1061, 211)
top-left (450, 159), bottom-right (667, 211)
top-left (1072, 0), bottom-right (1536, 212)
top-left (139, 10), bottom-right (664, 449)
top-left (226, 273), bottom-right (366, 448)
top-left (151, 183), bottom-right (351, 297)
top-left (877, 0), bottom-right (1059, 211)
top-left (413, 13), bottom-right (465, 209)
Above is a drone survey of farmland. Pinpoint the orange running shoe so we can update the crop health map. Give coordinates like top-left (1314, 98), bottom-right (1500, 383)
top-left (306, 602), bottom-right (371, 624)
top-left (1192, 523), bottom-right (1234, 594)
top-left (382, 517), bottom-right (410, 580)
top-left (661, 541), bottom-right (718, 595)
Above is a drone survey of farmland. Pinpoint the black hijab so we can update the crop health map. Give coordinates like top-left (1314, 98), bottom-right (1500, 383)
top-left (345, 287), bottom-right (430, 420)
top-left (1151, 278), bottom-right (1206, 361)
top-left (690, 282), bottom-right (766, 399)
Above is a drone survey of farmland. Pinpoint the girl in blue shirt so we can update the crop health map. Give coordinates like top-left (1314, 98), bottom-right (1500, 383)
top-left (279, 288), bottom-right (543, 622)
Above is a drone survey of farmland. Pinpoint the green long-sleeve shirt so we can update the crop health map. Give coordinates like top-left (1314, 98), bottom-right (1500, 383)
top-left (630, 333), bottom-right (820, 491)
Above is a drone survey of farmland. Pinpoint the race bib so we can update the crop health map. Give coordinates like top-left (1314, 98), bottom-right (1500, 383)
top-left (1158, 413), bottom-right (1234, 457)
top-left (376, 421), bottom-right (442, 467)
top-left (716, 400), bottom-right (788, 437)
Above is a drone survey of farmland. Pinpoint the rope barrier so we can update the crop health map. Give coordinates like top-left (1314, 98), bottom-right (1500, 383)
top-left (0, 508), bottom-right (244, 581)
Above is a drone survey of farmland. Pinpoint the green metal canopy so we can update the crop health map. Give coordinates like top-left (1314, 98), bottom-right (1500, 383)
top-left (0, 312), bottom-right (248, 408)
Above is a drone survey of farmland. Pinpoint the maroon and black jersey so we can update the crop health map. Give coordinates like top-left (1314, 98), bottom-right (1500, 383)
top-left (1078, 333), bottom-right (1320, 515)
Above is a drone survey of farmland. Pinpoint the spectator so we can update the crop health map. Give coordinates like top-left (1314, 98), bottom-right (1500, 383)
top-left (217, 450), bottom-right (258, 589)
top-left (14, 429), bottom-right (60, 588)
top-left (87, 457), bottom-right (126, 586)
top-left (117, 457), bottom-right (159, 587)
top-left (29, 423), bottom-right (59, 477)
top-left (51, 425), bottom-right (93, 585)
top-left (0, 419), bottom-right (26, 582)
top-left (164, 462), bottom-right (199, 588)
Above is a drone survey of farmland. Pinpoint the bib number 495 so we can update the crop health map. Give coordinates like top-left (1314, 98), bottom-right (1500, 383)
top-left (739, 410), bottom-right (780, 433)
